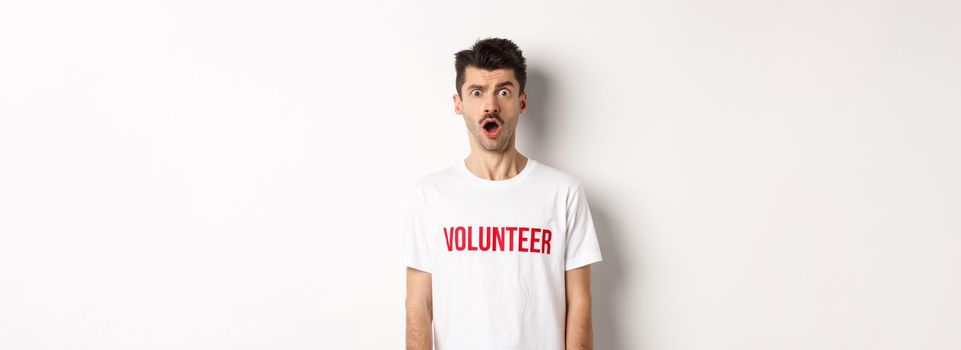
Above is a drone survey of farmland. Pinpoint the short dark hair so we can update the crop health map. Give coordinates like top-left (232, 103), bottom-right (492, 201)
top-left (454, 37), bottom-right (527, 97)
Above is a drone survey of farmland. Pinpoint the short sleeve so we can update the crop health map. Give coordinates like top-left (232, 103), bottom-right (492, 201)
top-left (401, 185), bottom-right (433, 273)
top-left (564, 182), bottom-right (603, 271)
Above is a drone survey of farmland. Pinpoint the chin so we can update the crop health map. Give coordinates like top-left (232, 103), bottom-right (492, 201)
top-left (484, 141), bottom-right (509, 152)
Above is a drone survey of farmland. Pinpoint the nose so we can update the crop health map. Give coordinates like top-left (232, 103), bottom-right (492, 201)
top-left (483, 95), bottom-right (500, 115)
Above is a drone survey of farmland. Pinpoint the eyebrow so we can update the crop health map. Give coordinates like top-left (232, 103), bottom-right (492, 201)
top-left (466, 81), bottom-right (515, 91)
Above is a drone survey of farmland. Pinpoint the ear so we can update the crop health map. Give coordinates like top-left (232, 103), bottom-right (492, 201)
top-left (519, 91), bottom-right (527, 114)
top-left (453, 93), bottom-right (463, 115)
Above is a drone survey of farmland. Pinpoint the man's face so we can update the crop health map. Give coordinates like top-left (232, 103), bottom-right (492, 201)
top-left (453, 66), bottom-right (527, 153)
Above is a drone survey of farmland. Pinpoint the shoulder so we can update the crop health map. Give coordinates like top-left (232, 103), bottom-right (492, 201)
top-left (407, 163), bottom-right (461, 194)
top-left (530, 160), bottom-right (585, 191)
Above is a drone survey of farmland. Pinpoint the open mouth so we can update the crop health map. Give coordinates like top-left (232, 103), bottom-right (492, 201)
top-left (482, 119), bottom-right (501, 138)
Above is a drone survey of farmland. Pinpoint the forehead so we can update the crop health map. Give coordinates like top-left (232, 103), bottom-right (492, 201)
top-left (463, 66), bottom-right (517, 86)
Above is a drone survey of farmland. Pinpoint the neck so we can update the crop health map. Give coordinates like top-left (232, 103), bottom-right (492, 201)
top-left (464, 146), bottom-right (529, 181)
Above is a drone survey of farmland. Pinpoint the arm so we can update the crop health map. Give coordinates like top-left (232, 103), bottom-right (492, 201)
top-left (406, 267), bottom-right (433, 350)
top-left (565, 265), bottom-right (593, 350)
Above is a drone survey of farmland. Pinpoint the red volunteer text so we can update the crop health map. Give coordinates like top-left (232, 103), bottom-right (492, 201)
top-left (443, 226), bottom-right (552, 254)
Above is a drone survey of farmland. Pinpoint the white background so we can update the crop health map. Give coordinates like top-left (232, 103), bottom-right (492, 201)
top-left (2, 1), bottom-right (959, 349)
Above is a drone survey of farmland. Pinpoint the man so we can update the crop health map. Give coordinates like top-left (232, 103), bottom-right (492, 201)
top-left (403, 37), bottom-right (603, 350)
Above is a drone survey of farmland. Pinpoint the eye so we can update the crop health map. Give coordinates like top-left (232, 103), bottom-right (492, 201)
top-left (471, 90), bottom-right (481, 96)
top-left (498, 89), bottom-right (510, 96)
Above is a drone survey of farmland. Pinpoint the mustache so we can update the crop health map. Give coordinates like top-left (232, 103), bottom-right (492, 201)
top-left (481, 113), bottom-right (500, 123)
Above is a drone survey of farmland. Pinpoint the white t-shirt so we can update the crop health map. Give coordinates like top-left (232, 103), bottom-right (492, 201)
top-left (401, 158), bottom-right (603, 350)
